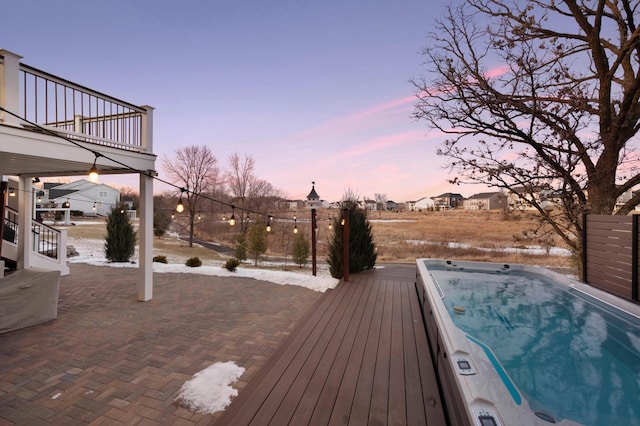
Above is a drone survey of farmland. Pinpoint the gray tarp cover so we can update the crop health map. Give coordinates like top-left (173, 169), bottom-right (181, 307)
top-left (0, 268), bottom-right (60, 333)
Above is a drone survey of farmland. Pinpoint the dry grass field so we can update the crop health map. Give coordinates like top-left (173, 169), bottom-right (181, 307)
top-left (62, 208), bottom-right (577, 274)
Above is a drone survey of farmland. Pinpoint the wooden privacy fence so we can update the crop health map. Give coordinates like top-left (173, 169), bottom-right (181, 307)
top-left (583, 214), bottom-right (639, 303)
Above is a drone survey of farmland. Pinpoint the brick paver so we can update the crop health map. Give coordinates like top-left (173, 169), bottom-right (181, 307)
top-left (0, 264), bottom-right (322, 425)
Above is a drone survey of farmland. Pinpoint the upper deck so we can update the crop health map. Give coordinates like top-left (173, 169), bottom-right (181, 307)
top-left (0, 49), bottom-right (154, 178)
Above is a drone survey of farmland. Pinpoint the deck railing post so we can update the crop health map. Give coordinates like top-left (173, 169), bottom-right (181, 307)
top-left (141, 105), bottom-right (154, 153)
top-left (0, 49), bottom-right (23, 126)
top-left (342, 207), bottom-right (349, 282)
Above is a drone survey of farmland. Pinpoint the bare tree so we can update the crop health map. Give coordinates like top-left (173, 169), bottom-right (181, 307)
top-left (225, 153), bottom-right (283, 233)
top-left (413, 0), bottom-right (640, 265)
top-left (162, 145), bottom-right (220, 247)
top-left (374, 193), bottom-right (388, 212)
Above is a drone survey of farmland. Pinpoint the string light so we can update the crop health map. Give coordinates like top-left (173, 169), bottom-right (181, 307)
top-left (198, 212), bottom-right (202, 220)
top-left (9, 188), bottom-right (16, 197)
top-left (176, 188), bottom-right (185, 213)
top-left (88, 153), bottom-right (101, 183)
top-left (92, 202), bottom-right (96, 211)
top-left (266, 215), bottom-right (272, 232)
top-left (0, 106), bottom-right (304, 228)
top-left (63, 199), bottom-right (70, 208)
top-left (293, 216), bottom-right (298, 234)
top-left (228, 206), bottom-right (236, 226)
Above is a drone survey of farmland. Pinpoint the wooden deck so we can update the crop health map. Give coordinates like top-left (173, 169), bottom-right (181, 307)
top-left (216, 265), bottom-right (447, 426)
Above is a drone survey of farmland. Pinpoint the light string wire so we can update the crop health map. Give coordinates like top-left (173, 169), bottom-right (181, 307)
top-left (0, 106), bottom-right (301, 223)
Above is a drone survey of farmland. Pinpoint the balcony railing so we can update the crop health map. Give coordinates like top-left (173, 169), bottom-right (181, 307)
top-left (19, 64), bottom-right (146, 151)
top-left (1, 50), bottom-right (151, 153)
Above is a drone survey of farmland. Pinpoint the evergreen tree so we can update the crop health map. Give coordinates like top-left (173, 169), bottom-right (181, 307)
top-left (247, 220), bottom-right (268, 266)
top-left (105, 205), bottom-right (137, 262)
top-left (327, 198), bottom-right (377, 278)
top-left (292, 231), bottom-right (310, 267)
top-left (234, 234), bottom-right (247, 261)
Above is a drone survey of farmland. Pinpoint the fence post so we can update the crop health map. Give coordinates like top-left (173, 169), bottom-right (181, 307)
top-left (582, 213), bottom-right (588, 283)
top-left (633, 215), bottom-right (638, 302)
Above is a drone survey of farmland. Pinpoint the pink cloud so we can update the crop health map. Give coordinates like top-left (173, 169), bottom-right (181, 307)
top-left (332, 131), bottom-right (424, 161)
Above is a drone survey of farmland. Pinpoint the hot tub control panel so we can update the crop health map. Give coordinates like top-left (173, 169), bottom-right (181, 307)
top-left (472, 407), bottom-right (502, 426)
top-left (453, 355), bottom-right (477, 375)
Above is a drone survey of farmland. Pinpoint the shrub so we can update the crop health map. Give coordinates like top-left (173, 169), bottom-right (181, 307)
top-left (104, 205), bottom-right (137, 263)
top-left (292, 231), bottom-right (310, 267)
top-left (234, 235), bottom-right (247, 261)
top-left (247, 220), bottom-right (269, 266)
top-left (153, 255), bottom-right (168, 264)
top-left (224, 258), bottom-right (241, 272)
top-left (327, 198), bottom-right (377, 278)
top-left (185, 256), bottom-right (202, 267)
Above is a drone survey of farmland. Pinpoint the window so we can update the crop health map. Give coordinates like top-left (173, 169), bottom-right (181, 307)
top-left (99, 191), bottom-right (108, 198)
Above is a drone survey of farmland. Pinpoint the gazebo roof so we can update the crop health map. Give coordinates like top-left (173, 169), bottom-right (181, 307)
top-left (307, 182), bottom-right (320, 200)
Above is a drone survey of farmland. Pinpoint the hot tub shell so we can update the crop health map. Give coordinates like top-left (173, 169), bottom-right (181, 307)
top-left (414, 259), bottom-right (608, 426)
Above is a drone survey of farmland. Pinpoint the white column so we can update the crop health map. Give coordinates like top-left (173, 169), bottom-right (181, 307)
top-left (138, 172), bottom-right (154, 301)
top-left (0, 49), bottom-right (23, 126)
top-left (141, 105), bottom-right (154, 153)
top-left (17, 176), bottom-right (33, 270)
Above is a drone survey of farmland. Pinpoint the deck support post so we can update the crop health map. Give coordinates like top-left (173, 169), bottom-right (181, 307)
top-left (138, 172), bottom-right (153, 301)
top-left (311, 208), bottom-right (317, 276)
top-left (342, 207), bottom-right (349, 282)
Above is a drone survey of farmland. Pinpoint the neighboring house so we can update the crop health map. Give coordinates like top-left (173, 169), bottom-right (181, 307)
top-left (386, 200), bottom-right (398, 211)
top-left (40, 180), bottom-right (120, 216)
top-left (0, 49), bottom-right (156, 301)
top-left (432, 192), bottom-right (465, 209)
top-left (405, 200), bottom-right (417, 211)
top-left (507, 187), bottom-right (544, 211)
top-left (463, 192), bottom-right (505, 211)
top-left (414, 196), bottom-right (435, 211)
top-left (360, 199), bottom-right (377, 211)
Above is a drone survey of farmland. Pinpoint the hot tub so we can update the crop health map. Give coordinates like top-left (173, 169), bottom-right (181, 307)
top-left (416, 259), bottom-right (640, 426)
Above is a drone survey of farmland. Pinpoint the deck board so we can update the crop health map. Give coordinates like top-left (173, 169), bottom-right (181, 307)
top-left (215, 266), bottom-right (447, 426)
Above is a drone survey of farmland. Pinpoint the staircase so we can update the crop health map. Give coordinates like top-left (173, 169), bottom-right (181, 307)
top-left (2, 206), bottom-right (69, 276)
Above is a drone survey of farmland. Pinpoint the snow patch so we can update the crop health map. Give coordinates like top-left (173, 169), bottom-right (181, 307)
top-left (175, 361), bottom-right (245, 414)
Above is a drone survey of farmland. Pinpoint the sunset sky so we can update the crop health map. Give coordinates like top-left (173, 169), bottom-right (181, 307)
top-left (1, 0), bottom-right (485, 202)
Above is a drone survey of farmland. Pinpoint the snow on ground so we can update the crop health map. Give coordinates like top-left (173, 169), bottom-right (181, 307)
top-left (404, 239), bottom-right (572, 256)
top-left (66, 236), bottom-right (339, 293)
top-left (175, 362), bottom-right (245, 415)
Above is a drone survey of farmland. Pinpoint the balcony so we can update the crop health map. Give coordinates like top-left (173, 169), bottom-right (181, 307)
top-left (0, 49), bottom-right (155, 178)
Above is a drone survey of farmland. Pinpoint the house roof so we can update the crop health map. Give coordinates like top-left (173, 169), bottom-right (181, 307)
top-left (49, 188), bottom-right (77, 200)
top-left (467, 191), bottom-right (501, 200)
top-left (432, 192), bottom-right (465, 199)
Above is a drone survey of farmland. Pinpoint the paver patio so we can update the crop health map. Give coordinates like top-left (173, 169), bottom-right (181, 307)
top-left (0, 264), bottom-right (321, 425)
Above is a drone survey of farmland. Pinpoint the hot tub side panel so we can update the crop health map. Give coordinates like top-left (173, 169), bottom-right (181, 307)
top-left (416, 266), bottom-right (472, 426)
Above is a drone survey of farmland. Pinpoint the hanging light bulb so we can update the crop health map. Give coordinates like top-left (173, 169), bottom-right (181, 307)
top-left (176, 188), bottom-right (185, 213)
top-left (92, 202), bottom-right (97, 211)
top-left (222, 214), bottom-right (226, 222)
top-left (228, 207), bottom-right (236, 226)
top-left (88, 155), bottom-right (99, 183)
top-left (171, 212), bottom-right (175, 220)
top-left (328, 218), bottom-right (333, 230)
top-left (293, 217), bottom-right (298, 234)
top-left (198, 212), bottom-right (202, 220)
top-left (63, 199), bottom-right (70, 208)
top-left (9, 188), bottom-right (16, 197)
top-left (341, 217), bottom-right (345, 226)
top-left (266, 215), bottom-right (272, 232)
